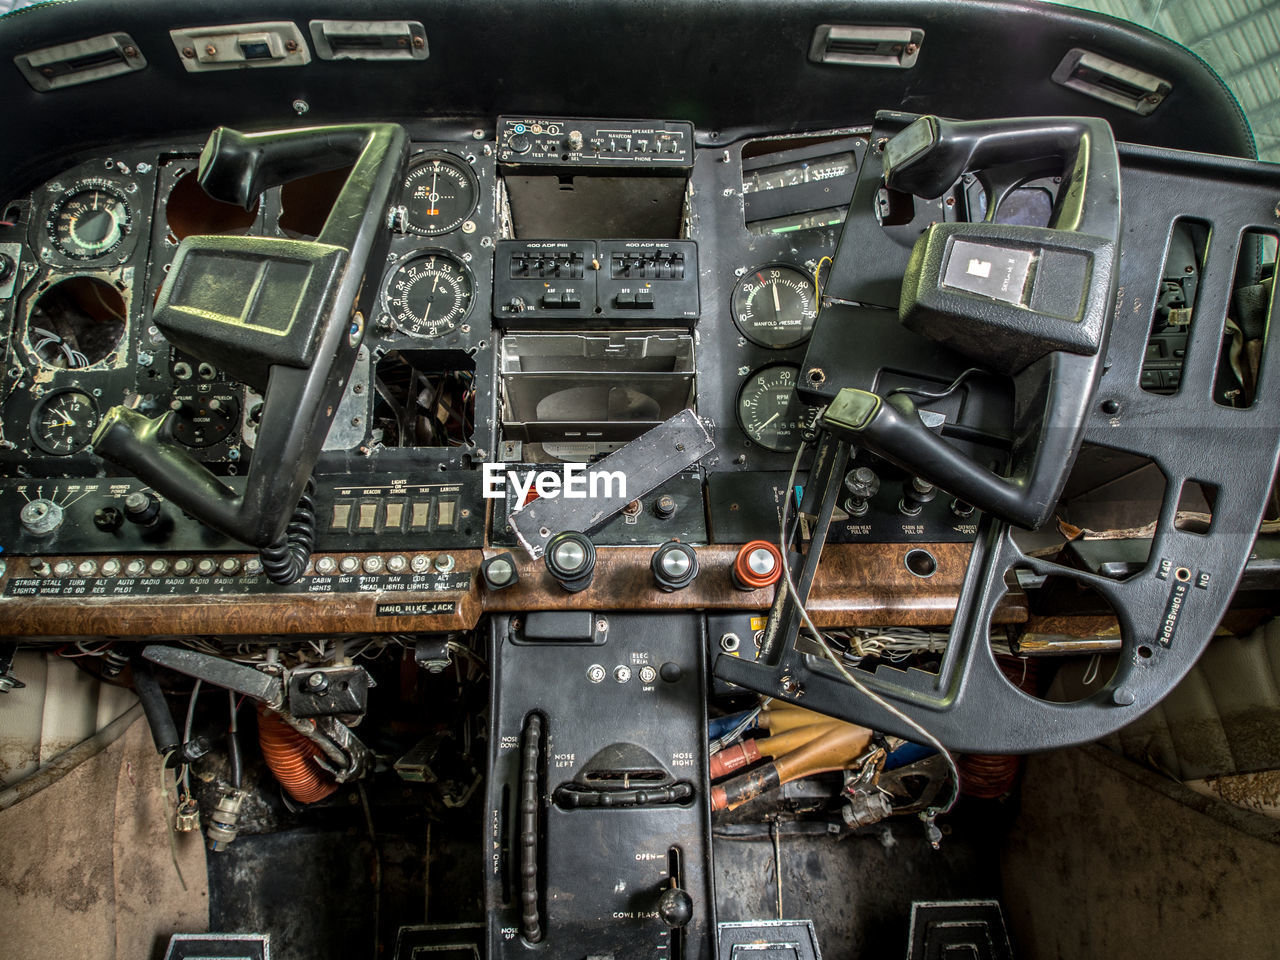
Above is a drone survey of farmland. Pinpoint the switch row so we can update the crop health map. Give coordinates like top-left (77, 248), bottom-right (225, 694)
top-left (312, 553), bottom-right (455, 576)
top-left (329, 496), bottom-right (460, 534)
top-left (29, 556), bottom-right (262, 578)
top-left (511, 254), bottom-right (585, 279)
top-left (611, 252), bottom-right (685, 280)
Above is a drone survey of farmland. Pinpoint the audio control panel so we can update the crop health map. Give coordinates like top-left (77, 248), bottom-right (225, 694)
top-left (497, 117), bottom-right (694, 166)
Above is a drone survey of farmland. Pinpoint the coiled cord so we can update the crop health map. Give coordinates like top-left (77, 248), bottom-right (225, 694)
top-left (260, 480), bottom-right (317, 585)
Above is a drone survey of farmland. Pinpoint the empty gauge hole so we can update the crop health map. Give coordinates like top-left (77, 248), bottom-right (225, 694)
top-left (904, 548), bottom-right (937, 578)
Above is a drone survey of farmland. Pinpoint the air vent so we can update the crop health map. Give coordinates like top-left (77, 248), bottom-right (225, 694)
top-left (1052, 49), bottom-right (1171, 116)
top-left (809, 25), bottom-right (923, 69)
top-left (169, 22), bottom-right (310, 72)
top-left (15, 32), bottom-right (146, 91)
top-left (309, 20), bottom-right (428, 61)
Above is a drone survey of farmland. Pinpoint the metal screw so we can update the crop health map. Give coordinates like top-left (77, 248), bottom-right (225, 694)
top-left (1144, 93), bottom-right (1161, 104)
top-left (471, 128), bottom-right (485, 140)
top-left (123, 45), bottom-right (138, 58)
top-left (205, 44), bottom-right (217, 56)
top-left (353, 383), bottom-right (363, 394)
top-left (293, 99), bottom-right (310, 116)
top-left (413, 36), bottom-right (426, 49)
top-left (905, 42), bottom-right (919, 55)
top-left (182, 47), bottom-right (196, 59)
top-left (285, 39), bottom-right (299, 53)
top-left (596, 618), bottom-right (608, 633)
top-left (40, 66), bottom-right (54, 77)
top-left (397, 36), bottom-right (409, 47)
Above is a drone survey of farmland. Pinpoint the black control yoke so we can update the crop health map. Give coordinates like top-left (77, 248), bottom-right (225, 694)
top-left (823, 115), bottom-right (1121, 530)
top-left (93, 124), bottom-right (408, 547)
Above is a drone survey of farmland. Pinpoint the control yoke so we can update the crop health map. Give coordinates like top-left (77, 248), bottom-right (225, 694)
top-left (823, 115), bottom-right (1121, 529)
top-left (93, 124), bottom-right (408, 547)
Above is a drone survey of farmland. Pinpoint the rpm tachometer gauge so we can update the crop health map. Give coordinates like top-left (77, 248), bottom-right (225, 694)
top-left (47, 180), bottom-right (132, 261)
top-left (383, 252), bottom-right (475, 339)
top-left (732, 265), bottom-right (818, 349)
top-left (737, 363), bottom-right (817, 453)
top-left (401, 153), bottom-right (480, 236)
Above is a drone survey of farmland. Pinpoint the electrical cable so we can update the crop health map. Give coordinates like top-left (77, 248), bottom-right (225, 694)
top-left (260, 478), bottom-right (317, 585)
top-left (886, 367), bottom-right (984, 404)
top-left (227, 689), bottom-right (242, 790)
top-left (181, 678), bottom-right (202, 794)
top-left (778, 438), bottom-right (960, 846)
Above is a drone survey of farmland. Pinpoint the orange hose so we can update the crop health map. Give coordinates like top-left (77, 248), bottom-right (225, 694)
top-left (257, 706), bottom-right (339, 804)
top-left (759, 704), bottom-right (839, 734)
top-left (755, 722), bottom-right (841, 758)
top-left (712, 723), bottom-right (873, 811)
top-left (709, 739), bottom-right (761, 780)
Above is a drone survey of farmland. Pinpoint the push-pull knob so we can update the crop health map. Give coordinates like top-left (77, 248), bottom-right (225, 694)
top-left (544, 531), bottom-right (596, 592)
top-left (731, 540), bottom-right (782, 591)
top-left (651, 540), bottom-right (698, 592)
top-left (842, 466), bottom-right (880, 517)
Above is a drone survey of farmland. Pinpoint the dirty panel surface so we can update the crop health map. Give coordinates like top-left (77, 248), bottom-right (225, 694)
top-left (713, 808), bottom-right (1006, 957)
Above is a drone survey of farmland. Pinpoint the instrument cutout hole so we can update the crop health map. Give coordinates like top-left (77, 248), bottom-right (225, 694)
top-left (1013, 565), bottom-right (1123, 703)
top-left (904, 548), bottom-right (937, 578)
top-left (373, 350), bottom-right (475, 447)
top-left (165, 168), bottom-right (259, 241)
top-left (27, 276), bottom-right (127, 368)
top-left (279, 165), bottom-right (354, 239)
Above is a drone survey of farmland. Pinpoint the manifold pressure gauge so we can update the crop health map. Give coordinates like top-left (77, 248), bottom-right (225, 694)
top-left (383, 252), bottom-right (475, 339)
top-left (47, 180), bottom-right (132, 260)
top-left (736, 363), bottom-right (817, 453)
top-left (731, 264), bottom-right (818, 349)
top-left (401, 153), bottom-right (480, 236)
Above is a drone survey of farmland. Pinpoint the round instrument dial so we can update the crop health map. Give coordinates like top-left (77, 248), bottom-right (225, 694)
top-left (383, 252), bottom-right (474, 339)
top-left (30, 388), bottom-right (99, 455)
top-left (736, 364), bottom-right (817, 453)
top-left (401, 153), bottom-right (480, 236)
top-left (47, 181), bottom-right (132, 260)
top-left (731, 265), bottom-right (818, 349)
